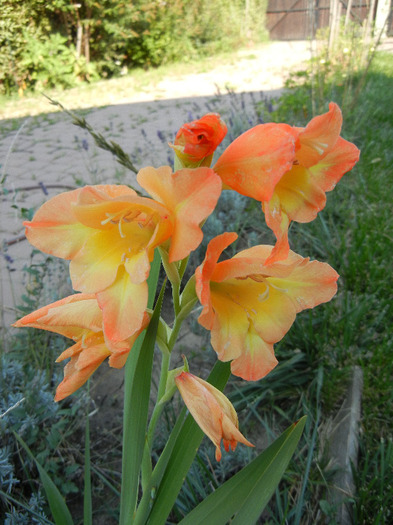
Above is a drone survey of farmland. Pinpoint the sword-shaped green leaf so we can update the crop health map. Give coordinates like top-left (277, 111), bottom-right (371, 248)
top-left (14, 433), bottom-right (74, 525)
top-left (178, 416), bottom-right (306, 525)
top-left (146, 361), bottom-right (231, 525)
top-left (119, 251), bottom-right (162, 525)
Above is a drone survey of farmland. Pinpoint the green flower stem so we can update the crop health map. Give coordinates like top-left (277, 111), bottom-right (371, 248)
top-left (142, 316), bottom-right (182, 454)
top-left (141, 441), bottom-right (153, 495)
top-left (172, 282), bottom-right (181, 317)
top-left (139, 251), bottom-right (193, 512)
top-left (141, 332), bottom-right (171, 494)
top-left (157, 352), bottom-right (171, 402)
top-left (178, 255), bottom-right (190, 280)
top-left (146, 352), bottom-right (171, 451)
top-left (168, 312), bottom-right (184, 351)
top-left (140, 291), bottom-right (192, 496)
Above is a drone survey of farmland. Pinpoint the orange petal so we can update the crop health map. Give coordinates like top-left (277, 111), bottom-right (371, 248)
top-left (56, 340), bottom-right (84, 362)
top-left (263, 196), bottom-right (291, 265)
top-left (230, 324), bottom-right (278, 381)
top-left (270, 165), bottom-right (327, 224)
top-left (76, 184), bottom-right (137, 206)
top-left (55, 344), bottom-right (110, 401)
top-left (214, 123), bottom-right (297, 202)
top-left (211, 276), bottom-right (296, 352)
top-left (310, 136), bottom-right (360, 192)
top-left (195, 232), bottom-right (238, 330)
top-left (12, 293), bottom-right (101, 339)
top-left (69, 230), bottom-right (125, 293)
top-left (124, 249), bottom-right (151, 285)
top-left (72, 193), bottom-right (169, 230)
top-left (24, 188), bottom-right (91, 259)
top-left (97, 266), bottom-right (148, 342)
top-left (295, 102), bottom-right (343, 167)
top-left (137, 166), bottom-right (222, 262)
top-left (209, 286), bottom-right (250, 362)
top-left (268, 256), bottom-right (339, 313)
top-left (107, 312), bottom-right (150, 368)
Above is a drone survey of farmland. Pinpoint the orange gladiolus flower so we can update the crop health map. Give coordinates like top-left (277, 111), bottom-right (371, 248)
top-left (263, 102), bottom-right (360, 264)
top-left (213, 103), bottom-right (359, 264)
top-left (13, 294), bottom-right (149, 401)
top-left (24, 168), bottom-right (221, 341)
top-left (175, 371), bottom-right (253, 461)
top-left (170, 113), bottom-right (228, 168)
top-left (195, 232), bottom-right (339, 381)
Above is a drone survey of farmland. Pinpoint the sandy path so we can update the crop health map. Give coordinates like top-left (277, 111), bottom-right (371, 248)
top-left (0, 40), bottom-right (312, 332)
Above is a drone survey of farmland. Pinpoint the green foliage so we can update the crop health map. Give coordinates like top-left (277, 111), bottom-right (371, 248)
top-left (14, 434), bottom-right (74, 525)
top-left (0, 243), bottom-right (85, 519)
top-left (177, 417), bottom-right (306, 525)
top-left (254, 49), bottom-right (393, 522)
top-left (0, 352), bottom-right (85, 521)
top-left (266, 20), bottom-right (377, 123)
top-left (19, 32), bottom-right (94, 91)
top-left (0, 0), bottom-right (56, 94)
top-left (0, 0), bottom-right (268, 95)
top-left (0, 2), bottom-right (33, 95)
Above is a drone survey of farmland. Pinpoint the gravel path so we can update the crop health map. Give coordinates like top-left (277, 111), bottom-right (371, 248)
top-left (1, 40), bottom-right (312, 331)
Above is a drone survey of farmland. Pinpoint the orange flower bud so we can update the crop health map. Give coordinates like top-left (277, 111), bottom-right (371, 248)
top-left (170, 113), bottom-right (227, 168)
top-left (175, 371), bottom-right (253, 461)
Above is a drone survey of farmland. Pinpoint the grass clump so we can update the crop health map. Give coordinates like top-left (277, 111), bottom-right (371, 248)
top-left (254, 49), bottom-right (393, 522)
top-left (171, 43), bottom-right (393, 524)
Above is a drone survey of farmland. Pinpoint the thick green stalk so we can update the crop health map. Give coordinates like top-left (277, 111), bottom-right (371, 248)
top-left (147, 352), bottom-right (170, 445)
top-left (140, 264), bottom-right (190, 498)
top-left (141, 351), bottom-right (170, 492)
top-left (84, 384), bottom-right (92, 525)
top-left (119, 252), bottom-right (161, 525)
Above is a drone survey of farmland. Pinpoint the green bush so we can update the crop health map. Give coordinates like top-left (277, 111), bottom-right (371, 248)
top-left (20, 32), bottom-right (98, 91)
top-left (0, 0), bottom-right (54, 94)
top-left (0, 0), bottom-right (268, 95)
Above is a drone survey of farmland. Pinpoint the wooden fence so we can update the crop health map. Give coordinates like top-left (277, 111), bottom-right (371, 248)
top-left (266, 0), bottom-right (392, 40)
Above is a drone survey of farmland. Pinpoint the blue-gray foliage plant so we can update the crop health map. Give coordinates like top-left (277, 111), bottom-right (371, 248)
top-left (0, 353), bottom-right (85, 519)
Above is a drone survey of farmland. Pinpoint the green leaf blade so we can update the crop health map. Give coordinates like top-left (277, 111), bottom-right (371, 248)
top-left (178, 416), bottom-right (307, 525)
top-left (119, 251), bottom-right (163, 525)
top-left (14, 433), bottom-right (74, 525)
top-left (146, 361), bottom-right (231, 525)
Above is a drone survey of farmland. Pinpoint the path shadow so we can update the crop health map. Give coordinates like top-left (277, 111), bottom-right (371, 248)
top-left (1, 87), bottom-right (283, 332)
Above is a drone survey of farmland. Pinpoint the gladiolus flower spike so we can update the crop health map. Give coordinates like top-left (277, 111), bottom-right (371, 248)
top-left (175, 371), bottom-right (253, 461)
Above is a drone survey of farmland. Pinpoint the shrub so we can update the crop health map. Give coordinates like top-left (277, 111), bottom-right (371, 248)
top-left (0, 0), bottom-right (268, 94)
top-left (20, 32), bottom-right (98, 91)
